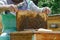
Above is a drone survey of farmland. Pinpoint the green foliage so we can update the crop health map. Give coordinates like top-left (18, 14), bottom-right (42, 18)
top-left (38, 0), bottom-right (60, 14)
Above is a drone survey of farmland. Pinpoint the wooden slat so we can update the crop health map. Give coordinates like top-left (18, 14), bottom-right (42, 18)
top-left (10, 31), bottom-right (60, 40)
top-left (0, 15), bottom-right (2, 32)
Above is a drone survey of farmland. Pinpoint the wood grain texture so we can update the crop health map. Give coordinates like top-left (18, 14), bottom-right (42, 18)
top-left (36, 33), bottom-right (60, 40)
top-left (10, 31), bottom-right (60, 40)
top-left (48, 15), bottom-right (60, 31)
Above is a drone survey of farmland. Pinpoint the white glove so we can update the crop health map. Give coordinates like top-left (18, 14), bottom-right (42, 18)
top-left (8, 4), bottom-right (18, 16)
top-left (38, 28), bottom-right (52, 32)
top-left (42, 7), bottom-right (51, 14)
top-left (17, 2), bottom-right (24, 7)
top-left (0, 33), bottom-right (7, 36)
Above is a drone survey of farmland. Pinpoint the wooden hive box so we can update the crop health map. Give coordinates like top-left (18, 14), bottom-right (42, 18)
top-left (47, 15), bottom-right (60, 31)
top-left (10, 31), bottom-right (33, 40)
top-left (16, 10), bottom-right (47, 31)
top-left (10, 31), bottom-right (60, 40)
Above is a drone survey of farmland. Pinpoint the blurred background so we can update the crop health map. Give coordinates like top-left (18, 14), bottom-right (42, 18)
top-left (33, 0), bottom-right (60, 14)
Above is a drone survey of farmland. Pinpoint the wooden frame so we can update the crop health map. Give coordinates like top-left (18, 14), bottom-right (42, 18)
top-left (16, 10), bottom-right (47, 31)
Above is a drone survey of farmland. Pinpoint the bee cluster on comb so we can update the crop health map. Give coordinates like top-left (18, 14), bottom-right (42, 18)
top-left (16, 10), bottom-right (47, 31)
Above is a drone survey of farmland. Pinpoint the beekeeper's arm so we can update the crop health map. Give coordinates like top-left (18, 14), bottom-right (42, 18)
top-left (0, 1), bottom-right (17, 13)
top-left (29, 1), bottom-right (51, 14)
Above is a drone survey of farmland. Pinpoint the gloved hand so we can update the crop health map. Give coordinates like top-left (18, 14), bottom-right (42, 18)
top-left (17, 2), bottom-right (24, 7)
top-left (42, 7), bottom-right (51, 14)
top-left (9, 4), bottom-right (18, 13)
top-left (7, 4), bottom-right (18, 16)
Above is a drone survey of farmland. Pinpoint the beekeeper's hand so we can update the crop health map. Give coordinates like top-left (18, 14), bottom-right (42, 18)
top-left (42, 7), bottom-right (51, 14)
top-left (9, 4), bottom-right (18, 12)
top-left (17, 2), bottom-right (24, 7)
